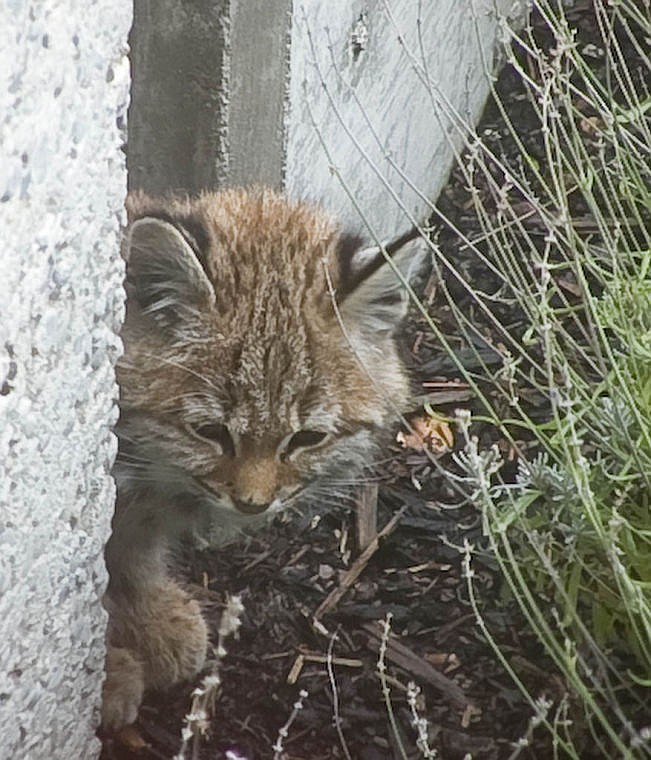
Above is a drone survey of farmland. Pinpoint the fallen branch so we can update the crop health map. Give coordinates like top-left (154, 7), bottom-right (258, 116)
top-left (363, 621), bottom-right (469, 709)
top-left (313, 505), bottom-right (407, 622)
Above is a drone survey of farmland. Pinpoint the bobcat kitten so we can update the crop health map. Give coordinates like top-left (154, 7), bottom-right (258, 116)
top-left (102, 188), bottom-right (424, 729)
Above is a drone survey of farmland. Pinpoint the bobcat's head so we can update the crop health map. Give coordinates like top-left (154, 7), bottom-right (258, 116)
top-left (116, 189), bottom-right (425, 528)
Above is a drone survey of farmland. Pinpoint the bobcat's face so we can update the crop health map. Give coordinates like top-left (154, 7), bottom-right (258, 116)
top-left (116, 189), bottom-right (424, 522)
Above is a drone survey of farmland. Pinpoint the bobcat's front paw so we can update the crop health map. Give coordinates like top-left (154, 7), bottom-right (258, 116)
top-left (142, 586), bottom-right (208, 689)
top-left (101, 646), bottom-right (145, 731)
top-left (107, 581), bottom-right (208, 692)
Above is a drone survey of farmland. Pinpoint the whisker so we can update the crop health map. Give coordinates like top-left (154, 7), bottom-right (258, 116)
top-left (320, 476), bottom-right (387, 486)
top-left (120, 352), bottom-right (222, 394)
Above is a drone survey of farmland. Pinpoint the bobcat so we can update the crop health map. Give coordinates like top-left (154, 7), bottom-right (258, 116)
top-left (101, 188), bottom-right (425, 729)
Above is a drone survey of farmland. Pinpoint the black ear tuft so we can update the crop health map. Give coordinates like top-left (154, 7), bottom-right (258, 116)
top-left (336, 232), bottom-right (366, 296)
top-left (338, 229), bottom-right (428, 336)
top-left (171, 213), bottom-right (212, 268)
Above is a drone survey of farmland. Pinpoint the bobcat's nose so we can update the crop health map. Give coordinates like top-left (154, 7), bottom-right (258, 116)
top-left (233, 498), bottom-right (270, 515)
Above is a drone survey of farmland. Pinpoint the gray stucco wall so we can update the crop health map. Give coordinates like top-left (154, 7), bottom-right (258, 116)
top-left (128, 0), bottom-right (525, 239)
top-left (0, 2), bottom-right (131, 757)
top-left (286, 0), bottom-right (524, 237)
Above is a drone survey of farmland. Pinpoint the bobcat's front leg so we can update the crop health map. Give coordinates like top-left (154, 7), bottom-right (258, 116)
top-left (101, 492), bottom-right (209, 731)
top-left (102, 579), bottom-right (208, 730)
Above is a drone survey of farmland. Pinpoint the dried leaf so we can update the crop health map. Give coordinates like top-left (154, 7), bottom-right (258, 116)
top-left (579, 115), bottom-right (601, 135)
top-left (397, 414), bottom-right (454, 455)
top-left (115, 725), bottom-right (148, 751)
top-left (557, 275), bottom-right (582, 297)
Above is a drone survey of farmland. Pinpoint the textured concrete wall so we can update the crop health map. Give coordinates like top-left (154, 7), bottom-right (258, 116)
top-left (128, 0), bottom-right (525, 238)
top-left (0, 2), bottom-right (131, 758)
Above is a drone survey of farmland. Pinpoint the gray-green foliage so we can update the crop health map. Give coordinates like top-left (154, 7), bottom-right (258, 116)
top-left (432, 0), bottom-right (650, 755)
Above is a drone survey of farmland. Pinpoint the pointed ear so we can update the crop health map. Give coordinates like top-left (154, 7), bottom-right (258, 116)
top-left (338, 232), bottom-right (428, 336)
top-left (125, 217), bottom-right (215, 325)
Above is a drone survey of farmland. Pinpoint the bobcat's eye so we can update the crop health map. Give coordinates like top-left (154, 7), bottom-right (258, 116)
top-left (283, 430), bottom-right (329, 458)
top-left (190, 423), bottom-right (235, 457)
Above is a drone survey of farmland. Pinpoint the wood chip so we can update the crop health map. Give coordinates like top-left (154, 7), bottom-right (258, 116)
top-left (461, 702), bottom-right (483, 728)
top-left (300, 651), bottom-right (363, 668)
top-left (287, 653), bottom-right (305, 684)
top-left (355, 482), bottom-right (378, 551)
top-left (424, 652), bottom-right (461, 674)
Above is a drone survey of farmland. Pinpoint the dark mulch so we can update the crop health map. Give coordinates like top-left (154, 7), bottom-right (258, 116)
top-left (101, 474), bottom-right (549, 760)
top-left (101, 3), bottom-right (646, 758)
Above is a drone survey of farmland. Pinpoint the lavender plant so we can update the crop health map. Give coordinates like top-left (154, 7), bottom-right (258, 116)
top-left (439, 1), bottom-right (651, 755)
